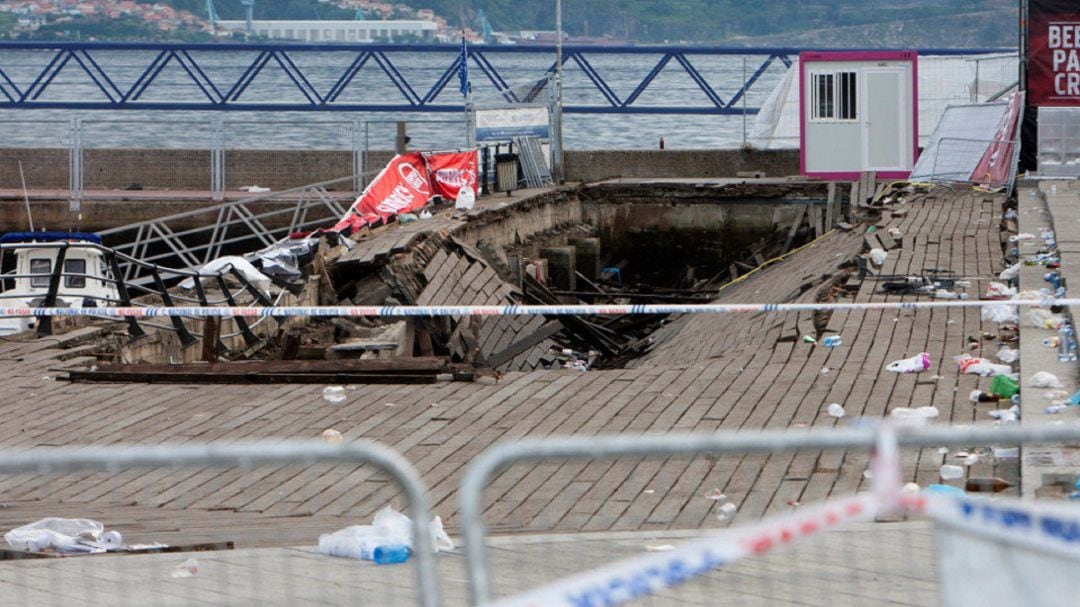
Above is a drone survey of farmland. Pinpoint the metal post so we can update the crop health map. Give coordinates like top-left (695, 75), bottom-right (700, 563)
top-left (552, 0), bottom-right (564, 183)
top-left (350, 118), bottom-right (361, 194)
top-left (742, 57), bottom-right (748, 146)
top-left (211, 116), bottom-right (224, 202)
top-left (68, 117), bottom-right (82, 212)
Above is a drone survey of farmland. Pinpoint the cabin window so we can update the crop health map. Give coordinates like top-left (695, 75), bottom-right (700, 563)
top-left (29, 258), bottom-right (51, 288)
top-left (811, 71), bottom-right (858, 121)
top-left (64, 259), bottom-right (86, 288)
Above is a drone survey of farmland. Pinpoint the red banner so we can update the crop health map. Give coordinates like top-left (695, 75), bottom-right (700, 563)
top-left (970, 91), bottom-right (1024, 186)
top-left (425, 150), bottom-right (479, 201)
top-left (1029, 1), bottom-right (1080, 106)
top-left (331, 152), bottom-right (432, 233)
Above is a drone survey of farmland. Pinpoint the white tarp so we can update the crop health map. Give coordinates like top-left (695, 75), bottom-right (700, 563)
top-left (749, 53), bottom-right (1018, 150)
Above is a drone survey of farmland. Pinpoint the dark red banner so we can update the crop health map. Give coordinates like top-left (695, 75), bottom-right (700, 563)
top-left (1029, 0), bottom-right (1080, 106)
top-left (425, 150), bottom-right (478, 201)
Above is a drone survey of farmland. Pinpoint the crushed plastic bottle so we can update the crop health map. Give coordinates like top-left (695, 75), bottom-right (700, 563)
top-left (322, 386), bottom-right (347, 404)
top-left (716, 502), bottom-right (738, 521)
top-left (373, 544), bottom-right (412, 565)
top-left (1058, 324), bottom-right (1078, 362)
top-left (826, 403), bottom-right (845, 418)
top-left (821, 335), bottom-right (842, 347)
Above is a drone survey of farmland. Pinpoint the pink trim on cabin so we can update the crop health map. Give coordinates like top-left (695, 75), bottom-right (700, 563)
top-left (798, 50), bottom-right (919, 181)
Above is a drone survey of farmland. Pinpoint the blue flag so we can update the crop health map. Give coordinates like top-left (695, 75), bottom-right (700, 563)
top-left (458, 35), bottom-right (469, 98)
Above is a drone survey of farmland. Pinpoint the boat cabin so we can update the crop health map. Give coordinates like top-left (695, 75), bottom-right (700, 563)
top-left (0, 232), bottom-right (119, 335)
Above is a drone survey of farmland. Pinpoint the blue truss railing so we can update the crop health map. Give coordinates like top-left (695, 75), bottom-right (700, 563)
top-left (0, 42), bottom-right (1011, 114)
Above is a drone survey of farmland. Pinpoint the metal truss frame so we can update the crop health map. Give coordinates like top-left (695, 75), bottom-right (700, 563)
top-left (0, 42), bottom-right (1008, 114)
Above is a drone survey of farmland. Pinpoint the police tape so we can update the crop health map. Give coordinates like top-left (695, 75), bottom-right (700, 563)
top-left (492, 490), bottom-right (1080, 607)
top-left (0, 297), bottom-right (1070, 319)
top-left (491, 493), bottom-right (883, 607)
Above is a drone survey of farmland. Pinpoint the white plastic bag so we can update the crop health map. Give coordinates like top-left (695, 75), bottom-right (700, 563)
top-left (1029, 371), bottom-right (1064, 389)
top-left (985, 281), bottom-right (1017, 298)
top-left (998, 263), bottom-right (1021, 281)
top-left (1026, 308), bottom-right (1064, 330)
top-left (455, 186), bottom-right (476, 211)
top-left (317, 506), bottom-right (454, 561)
top-left (4, 518), bottom-right (104, 553)
top-left (868, 248), bottom-right (887, 266)
top-left (995, 347), bottom-right (1019, 364)
top-left (981, 304), bottom-right (1018, 324)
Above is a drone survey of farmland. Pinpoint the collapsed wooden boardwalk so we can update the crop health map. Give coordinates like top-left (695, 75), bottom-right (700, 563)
top-left (0, 185), bottom-right (1009, 552)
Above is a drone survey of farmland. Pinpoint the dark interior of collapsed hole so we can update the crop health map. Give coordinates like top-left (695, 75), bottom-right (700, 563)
top-left (88, 182), bottom-right (836, 373)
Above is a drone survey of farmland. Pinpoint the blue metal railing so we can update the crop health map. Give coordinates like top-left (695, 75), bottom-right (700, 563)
top-left (0, 42), bottom-right (1013, 114)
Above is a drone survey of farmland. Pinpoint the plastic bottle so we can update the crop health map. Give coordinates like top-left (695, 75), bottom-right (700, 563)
top-left (372, 545), bottom-right (412, 565)
top-left (1058, 324), bottom-right (1077, 362)
top-left (964, 477), bottom-right (1014, 493)
top-left (821, 335), bottom-right (842, 347)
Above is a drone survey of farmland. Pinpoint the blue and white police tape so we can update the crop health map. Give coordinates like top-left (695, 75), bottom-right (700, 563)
top-left (0, 297), bottom-right (1069, 319)
top-left (492, 493), bottom-right (881, 607)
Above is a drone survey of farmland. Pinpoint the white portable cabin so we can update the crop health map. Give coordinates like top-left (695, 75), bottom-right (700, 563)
top-left (0, 232), bottom-right (119, 336)
top-left (800, 51), bottom-right (918, 180)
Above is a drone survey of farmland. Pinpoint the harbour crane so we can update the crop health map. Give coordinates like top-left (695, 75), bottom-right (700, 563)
top-left (204, 0), bottom-right (255, 34)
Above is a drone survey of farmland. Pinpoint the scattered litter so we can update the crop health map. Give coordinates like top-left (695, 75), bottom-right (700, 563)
top-left (888, 227), bottom-right (903, 239)
top-left (802, 335), bottom-right (817, 344)
top-left (939, 464), bottom-right (965, 480)
top-left (321, 429), bottom-right (344, 445)
top-left (988, 408), bottom-right (1019, 423)
top-left (995, 347), bottom-right (1019, 364)
top-left (938, 447), bottom-right (950, 455)
top-left (317, 506), bottom-right (454, 562)
top-left (643, 489), bottom-right (655, 494)
top-left (821, 335), bottom-right (842, 347)
top-left (1029, 371), bottom-right (1064, 389)
top-left (890, 406), bottom-right (939, 423)
top-left (645, 544), bottom-right (675, 552)
top-left (863, 469), bottom-right (873, 480)
top-left (886, 352), bottom-right (931, 374)
top-left (322, 386), bottom-right (347, 404)
top-left (963, 454), bottom-right (979, 466)
top-left (419, 209), bottom-right (433, 219)
top-left (1008, 233), bottom-right (1035, 243)
top-left (955, 355), bottom-right (1013, 377)
top-left (981, 304), bottom-right (1018, 324)
top-left (398, 213), bottom-right (419, 223)
top-left (820, 367), bottom-right (831, 375)
top-left (988, 375), bottom-right (1020, 398)
top-left (786, 500), bottom-right (801, 508)
top-left (705, 489), bottom-right (726, 501)
top-left (826, 403), bottom-right (845, 418)
top-left (1045, 404), bottom-right (1069, 414)
top-left (985, 282), bottom-right (1017, 298)
top-left (902, 482), bottom-right (921, 494)
top-left (40, 376), bottom-right (52, 381)
top-left (925, 484), bottom-right (965, 496)
top-left (170, 558), bottom-right (199, 578)
top-left (993, 447), bottom-right (1020, 459)
top-left (716, 502), bottom-right (738, 521)
top-left (179, 256), bottom-right (272, 295)
top-left (4, 518), bottom-right (106, 554)
top-left (239, 185), bottom-right (271, 193)
top-left (385, 402), bottom-right (397, 408)
top-left (868, 248), bottom-right (888, 266)
top-left (1027, 309), bottom-right (1065, 330)
top-left (998, 263), bottom-right (1021, 281)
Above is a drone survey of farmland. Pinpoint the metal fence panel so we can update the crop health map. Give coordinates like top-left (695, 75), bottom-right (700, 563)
top-left (459, 425), bottom-right (1080, 607)
top-left (0, 441), bottom-right (439, 607)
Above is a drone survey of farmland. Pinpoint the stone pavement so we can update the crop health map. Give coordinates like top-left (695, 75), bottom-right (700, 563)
top-left (0, 522), bottom-right (937, 606)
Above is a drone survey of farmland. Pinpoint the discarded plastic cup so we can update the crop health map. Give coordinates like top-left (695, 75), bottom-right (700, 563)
top-left (322, 386), bottom-right (347, 404)
top-left (321, 429), bottom-right (344, 445)
top-left (716, 502), bottom-right (738, 521)
top-left (826, 403), bottom-right (845, 418)
top-left (939, 464), bottom-right (965, 481)
top-left (821, 335), bottom-right (842, 347)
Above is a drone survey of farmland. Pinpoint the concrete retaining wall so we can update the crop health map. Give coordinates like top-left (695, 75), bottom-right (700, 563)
top-left (0, 147), bottom-right (799, 191)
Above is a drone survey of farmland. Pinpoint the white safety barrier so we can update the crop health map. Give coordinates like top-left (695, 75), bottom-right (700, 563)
top-left (0, 296), bottom-right (1070, 319)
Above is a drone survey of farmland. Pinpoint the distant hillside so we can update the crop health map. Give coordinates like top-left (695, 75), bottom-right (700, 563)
top-left (136, 0), bottom-right (354, 21)
top-left (724, 9), bottom-right (1018, 48)
top-left (434, 0), bottom-right (1018, 46)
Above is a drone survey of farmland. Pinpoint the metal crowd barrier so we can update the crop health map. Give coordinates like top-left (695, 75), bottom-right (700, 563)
top-left (458, 425), bottom-right (1080, 606)
top-left (0, 441), bottom-right (440, 607)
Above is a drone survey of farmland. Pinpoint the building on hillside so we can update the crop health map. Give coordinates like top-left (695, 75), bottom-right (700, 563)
top-left (215, 19), bottom-right (436, 42)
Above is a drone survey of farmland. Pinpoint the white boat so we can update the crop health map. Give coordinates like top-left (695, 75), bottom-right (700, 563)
top-left (0, 231), bottom-right (120, 336)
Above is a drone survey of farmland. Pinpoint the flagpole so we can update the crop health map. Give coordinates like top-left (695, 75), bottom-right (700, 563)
top-left (462, 31), bottom-right (474, 149)
top-left (553, 0), bottom-right (564, 183)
